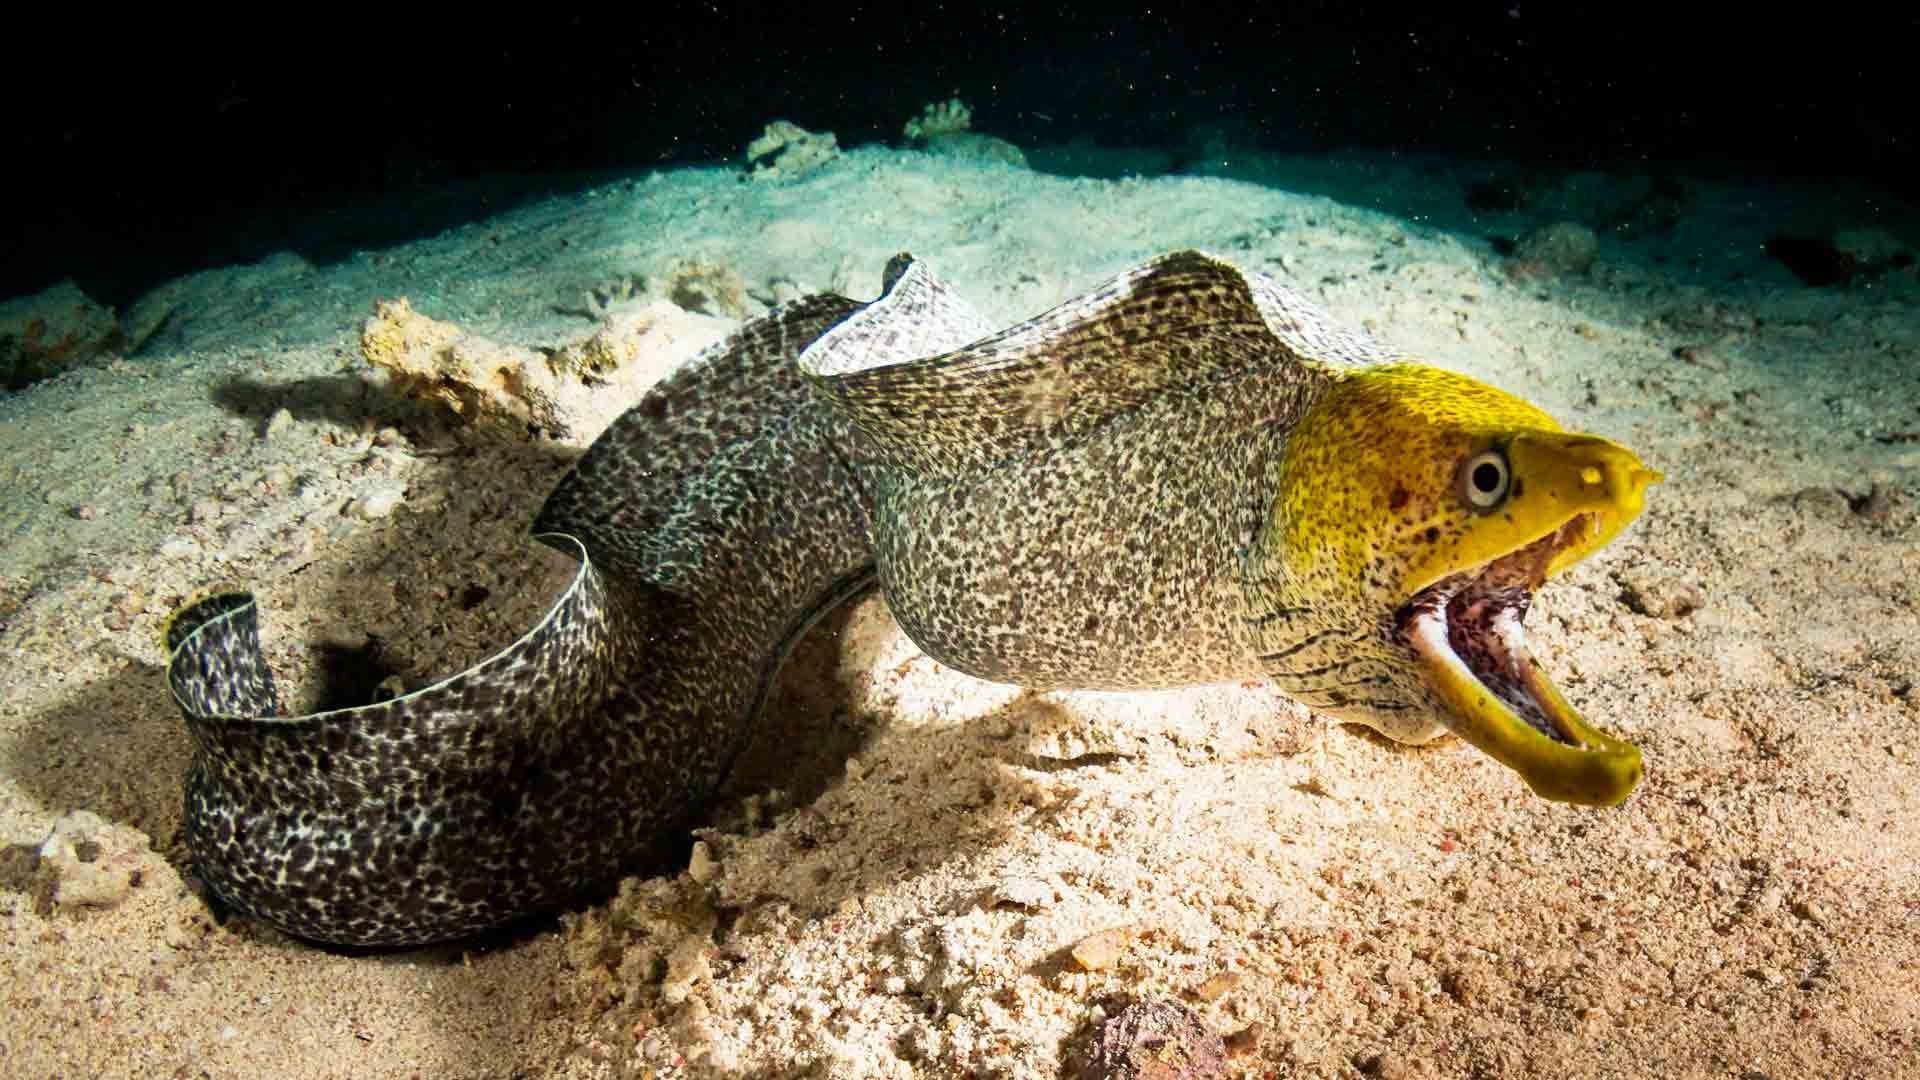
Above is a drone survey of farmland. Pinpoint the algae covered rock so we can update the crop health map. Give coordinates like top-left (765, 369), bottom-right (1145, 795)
top-left (745, 120), bottom-right (839, 181)
top-left (0, 280), bottom-right (121, 389)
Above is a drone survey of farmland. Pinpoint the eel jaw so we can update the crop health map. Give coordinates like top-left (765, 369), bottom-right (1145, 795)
top-left (1398, 516), bottom-right (1643, 806)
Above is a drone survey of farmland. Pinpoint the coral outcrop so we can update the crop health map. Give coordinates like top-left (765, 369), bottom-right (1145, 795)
top-left (360, 295), bottom-right (729, 444)
top-left (746, 120), bottom-right (840, 181)
top-left (902, 98), bottom-right (1027, 168)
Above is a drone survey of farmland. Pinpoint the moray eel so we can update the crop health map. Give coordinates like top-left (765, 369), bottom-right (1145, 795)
top-left (164, 251), bottom-right (1662, 946)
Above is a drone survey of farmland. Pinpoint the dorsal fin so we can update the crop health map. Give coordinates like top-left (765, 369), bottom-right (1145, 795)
top-left (798, 250), bottom-right (1397, 473)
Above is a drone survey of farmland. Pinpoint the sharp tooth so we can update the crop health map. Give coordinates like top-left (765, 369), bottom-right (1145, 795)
top-left (1409, 606), bottom-right (1458, 664)
top-left (1492, 607), bottom-right (1526, 680)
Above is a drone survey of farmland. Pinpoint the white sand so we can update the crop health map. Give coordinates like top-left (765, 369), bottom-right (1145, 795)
top-left (2, 146), bottom-right (1917, 1077)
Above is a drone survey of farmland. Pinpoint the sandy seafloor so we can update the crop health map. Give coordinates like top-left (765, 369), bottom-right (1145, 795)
top-left (2, 144), bottom-right (1918, 1078)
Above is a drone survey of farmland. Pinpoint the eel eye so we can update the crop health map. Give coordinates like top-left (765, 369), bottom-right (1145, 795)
top-left (1459, 448), bottom-right (1511, 510)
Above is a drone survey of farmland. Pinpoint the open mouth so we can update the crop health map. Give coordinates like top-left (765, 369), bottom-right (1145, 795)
top-left (1398, 514), bottom-right (1644, 806)
top-left (1407, 518), bottom-right (1582, 743)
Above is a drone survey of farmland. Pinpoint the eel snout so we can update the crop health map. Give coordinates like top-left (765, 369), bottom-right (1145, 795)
top-left (1399, 513), bottom-right (1645, 806)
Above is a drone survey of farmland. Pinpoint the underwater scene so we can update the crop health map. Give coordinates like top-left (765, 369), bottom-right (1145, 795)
top-left (2, 10), bottom-right (1915, 1078)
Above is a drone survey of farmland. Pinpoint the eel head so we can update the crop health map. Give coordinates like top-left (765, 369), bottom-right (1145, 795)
top-left (1259, 363), bottom-right (1663, 806)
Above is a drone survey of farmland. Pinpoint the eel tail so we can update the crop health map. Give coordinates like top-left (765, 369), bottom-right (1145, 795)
top-left (165, 293), bottom-right (877, 947)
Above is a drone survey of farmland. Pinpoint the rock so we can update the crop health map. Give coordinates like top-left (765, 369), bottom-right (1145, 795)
top-left (687, 840), bottom-right (718, 884)
top-left (660, 936), bottom-right (711, 1005)
top-left (1222, 1022), bottom-right (1266, 1058)
top-left (365, 296), bottom-right (728, 446)
top-left (1791, 897), bottom-right (1826, 927)
top-left (922, 131), bottom-right (1028, 168)
top-left (1761, 230), bottom-right (1906, 287)
top-left (350, 486), bottom-right (405, 520)
top-left (32, 810), bottom-right (155, 911)
top-left (261, 407), bottom-right (295, 440)
top-left (361, 297), bottom-right (568, 436)
top-left (1514, 222), bottom-right (1600, 276)
top-left (990, 875), bottom-right (1058, 910)
top-left (1832, 227), bottom-right (1910, 269)
top-left (1191, 970), bottom-right (1242, 1002)
top-left (902, 97), bottom-right (1027, 167)
top-left (1615, 569), bottom-right (1705, 619)
top-left (656, 261), bottom-right (749, 320)
top-left (1070, 926), bottom-right (1134, 971)
top-left (1078, 999), bottom-right (1227, 1080)
top-left (0, 280), bottom-right (122, 389)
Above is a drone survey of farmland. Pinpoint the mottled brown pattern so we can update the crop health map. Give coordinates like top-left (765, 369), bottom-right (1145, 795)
top-left (165, 251), bottom-right (1405, 946)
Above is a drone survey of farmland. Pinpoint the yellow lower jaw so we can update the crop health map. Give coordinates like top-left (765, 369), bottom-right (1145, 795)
top-left (1406, 609), bottom-right (1643, 806)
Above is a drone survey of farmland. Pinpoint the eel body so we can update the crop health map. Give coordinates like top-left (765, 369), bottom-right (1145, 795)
top-left (164, 251), bottom-right (1661, 946)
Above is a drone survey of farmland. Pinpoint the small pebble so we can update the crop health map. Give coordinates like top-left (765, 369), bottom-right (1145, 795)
top-left (1078, 999), bottom-right (1225, 1080)
top-left (1222, 1023), bottom-right (1266, 1058)
top-left (1616, 570), bottom-right (1704, 619)
top-left (1071, 926), bottom-right (1133, 972)
top-left (1192, 971), bottom-right (1242, 1002)
top-left (261, 407), bottom-right (294, 440)
top-left (687, 841), bottom-right (718, 884)
top-left (1514, 221), bottom-right (1599, 276)
top-left (992, 876), bottom-right (1057, 910)
top-left (1441, 964), bottom-right (1490, 1005)
top-left (1791, 898), bottom-right (1825, 927)
top-left (351, 487), bottom-right (405, 519)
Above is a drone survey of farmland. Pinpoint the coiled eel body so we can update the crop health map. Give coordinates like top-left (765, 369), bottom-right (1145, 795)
top-left (164, 251), bottom-right (1661, 946)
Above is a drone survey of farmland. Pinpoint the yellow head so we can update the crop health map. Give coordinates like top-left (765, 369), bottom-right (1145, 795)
top-left (1245, 363), bottom-right (1663, 806)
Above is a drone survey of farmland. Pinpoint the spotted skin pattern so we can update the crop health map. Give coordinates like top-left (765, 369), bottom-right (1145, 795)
top-left (170, 293), bottom-right (876, 946)
top-left (801, 253), bottom-right (1364, 687)
top-left (166, 251), bottom-right (1632, 946)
